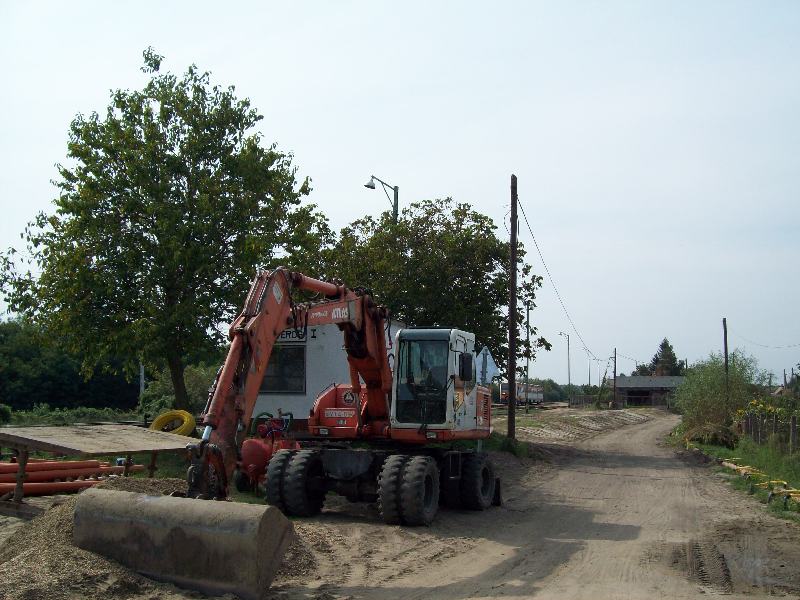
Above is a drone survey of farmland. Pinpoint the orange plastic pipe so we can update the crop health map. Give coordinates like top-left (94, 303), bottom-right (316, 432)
top-left (0, 460), bottom-right (104, 474)
top-left (0, 480), bottom-right (99, 495)
top-left (0, 465), bottom-right (144, 483)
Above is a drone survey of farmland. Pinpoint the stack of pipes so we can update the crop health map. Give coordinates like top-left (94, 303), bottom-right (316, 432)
top-left (0, 459), bottom-right (144, 496)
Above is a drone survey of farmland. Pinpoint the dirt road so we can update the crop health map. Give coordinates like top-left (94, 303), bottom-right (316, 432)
top-left (3, 410), bottom-right (799, 600)
top-left (273, 411), bottom-right (800, 600)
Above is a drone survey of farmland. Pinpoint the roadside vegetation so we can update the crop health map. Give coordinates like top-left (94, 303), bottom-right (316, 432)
top-left (6, 404), bottom-right (139, 426)
top-left (673, 349), bottom-right (800, 516)
top-left (674, 350), bottom-right (770, 447)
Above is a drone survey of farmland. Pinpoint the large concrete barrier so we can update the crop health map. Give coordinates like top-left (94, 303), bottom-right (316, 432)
top-left (73, 488), bottom-right (293, 600)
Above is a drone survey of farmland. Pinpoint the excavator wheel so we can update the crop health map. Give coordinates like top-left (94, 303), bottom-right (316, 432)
top-left (400, 456), bottom-right (440, 526)
top-left (460, 452), bottom-right (496, 510)
top-left (378, 454), bottom-right (409, 524)
top-left (265, 449), bottom-right (297, 511)
top-left (283, 449), bottom-right (326, 517)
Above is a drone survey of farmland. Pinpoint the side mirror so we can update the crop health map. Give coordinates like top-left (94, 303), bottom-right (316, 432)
top-left (459, 353), bottom-right (474, 382)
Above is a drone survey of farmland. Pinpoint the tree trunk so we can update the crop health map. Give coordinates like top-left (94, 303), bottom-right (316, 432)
top-left (166, 350), bottom-right (190, 411)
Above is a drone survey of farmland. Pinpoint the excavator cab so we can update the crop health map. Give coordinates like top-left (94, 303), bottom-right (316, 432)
top-left (395, 335), bottom-right (449, 424)
top-left (390, 328), bottom-right (490, 442)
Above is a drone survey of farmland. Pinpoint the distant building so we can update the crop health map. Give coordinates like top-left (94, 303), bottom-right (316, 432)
top-left (614, 375), bottom-right (684, 407)
top-left (500, 382), bottom-right (544, 404)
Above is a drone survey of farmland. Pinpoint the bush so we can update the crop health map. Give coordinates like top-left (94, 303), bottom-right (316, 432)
top-left (8, 403), bottom-right (137, 426)
top-left (675, 350), bottom-right (769, 435)
top-left (138, 363), bottom-right (219, 416)
top-left (0, 403), bottom-right (11, 424)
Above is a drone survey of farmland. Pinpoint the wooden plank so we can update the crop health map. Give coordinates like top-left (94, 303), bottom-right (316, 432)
top-left (0, 425), bottom-right (192, 456)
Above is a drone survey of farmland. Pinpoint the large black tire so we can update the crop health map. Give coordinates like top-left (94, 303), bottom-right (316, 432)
top-left (378, 454), bottom-right (409, 524)
top-left (400, 456), bottom-right (440, 526)
top-left (284, 449), bottom-right (326, 517)
top-left (460, 452), bottom-right (495, 510)
top-left (265, 449), bottom-right (296, 511)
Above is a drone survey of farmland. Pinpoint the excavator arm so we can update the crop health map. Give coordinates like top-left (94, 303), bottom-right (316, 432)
top-left (187, 267), bottom-right (392, 499)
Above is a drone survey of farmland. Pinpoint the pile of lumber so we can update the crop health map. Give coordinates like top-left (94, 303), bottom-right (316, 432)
top-left (0, 459), bottom-right (144, 496)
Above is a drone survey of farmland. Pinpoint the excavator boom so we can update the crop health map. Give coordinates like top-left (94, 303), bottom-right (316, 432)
top-left (188, 267), bottom-right (392, 499)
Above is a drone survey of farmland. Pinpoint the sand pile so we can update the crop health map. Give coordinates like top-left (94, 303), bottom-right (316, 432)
top-left (96, 475), bottom-right (189, 495)
top-left (0, 495), bottom-right (163, 600)
top-left (0, 477), bottom-right (314, 600)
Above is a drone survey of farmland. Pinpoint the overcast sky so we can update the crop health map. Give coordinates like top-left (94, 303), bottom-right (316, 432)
top-left (1, 2), bottom-right (798, 384)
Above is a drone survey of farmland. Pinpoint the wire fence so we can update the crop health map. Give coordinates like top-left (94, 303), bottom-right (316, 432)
top-left (738, 402), bottom-right (799, 454)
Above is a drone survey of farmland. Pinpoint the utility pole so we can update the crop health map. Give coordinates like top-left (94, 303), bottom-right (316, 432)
top-left (525, 301), bottom-right (531, 414)
top-left (613, 348), bottom-right (617, 408)
top-left (507, 174), bottom-right (518, 440)
top-left (723, 317), bottom-right (729, 413)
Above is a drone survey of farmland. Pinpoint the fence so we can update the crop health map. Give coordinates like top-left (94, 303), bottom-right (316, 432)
top-left (739, 408), bottom-right (799, 454)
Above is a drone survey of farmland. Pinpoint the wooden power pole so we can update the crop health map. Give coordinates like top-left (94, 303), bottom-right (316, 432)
top-left (507, 174), bottom-right (518, 440)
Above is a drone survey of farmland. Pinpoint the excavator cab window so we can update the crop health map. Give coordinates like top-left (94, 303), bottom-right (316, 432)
top-left (395, 339), bottom-right (449, 425)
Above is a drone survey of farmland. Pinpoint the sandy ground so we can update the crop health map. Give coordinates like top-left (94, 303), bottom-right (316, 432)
top-left (270, 410), bottom-right (800, 600)
top-left (2, 409), bottom-right (800, 600)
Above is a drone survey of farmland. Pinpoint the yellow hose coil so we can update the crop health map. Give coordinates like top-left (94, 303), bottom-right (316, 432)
top-left (149, 409), bottom-right (196, 436)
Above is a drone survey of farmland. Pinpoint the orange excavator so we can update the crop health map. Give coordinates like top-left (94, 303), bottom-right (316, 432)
top-left (72, 267), bottom-right (500, 599)
top-left (189, 267), bottom-right (500, 525)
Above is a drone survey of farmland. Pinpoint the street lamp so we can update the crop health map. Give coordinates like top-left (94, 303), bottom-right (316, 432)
top-left (525, 302), bottom-right (531, 413)
top-left (559, 332), bottom-right (571, 406)
top-left (364, 175), bottom-right (399, 224)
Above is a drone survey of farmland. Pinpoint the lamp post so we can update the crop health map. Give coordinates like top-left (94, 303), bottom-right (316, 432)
top-left (364, 175), bottom-right (399, 224)
top-left (559, 332), bottom-right (571, 406)
top-left (525, 302), bottom-right (531, 413)
top-left (592, 358), bottom-right (603, 391)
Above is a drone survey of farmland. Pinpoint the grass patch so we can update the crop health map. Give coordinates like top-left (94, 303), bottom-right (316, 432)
top-left (697, 438), bottom-right (800, 489)
top-left (482, 431), bottom-right (530, 458)
top-left (697, 438), bottom-right (800, 522)
top-left (6, 404), bottom-right (139, 426)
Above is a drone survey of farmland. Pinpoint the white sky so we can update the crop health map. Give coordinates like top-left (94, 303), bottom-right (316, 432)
top-left (1, 1), bottom-right (798, 385)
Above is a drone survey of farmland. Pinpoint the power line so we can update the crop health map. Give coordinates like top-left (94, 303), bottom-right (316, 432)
top-left (517, 200), bottom-right (596, 360)
top-left (729, 329), bottom-right (800, 350)
top-left (617, 352), bottom-right (641, 364)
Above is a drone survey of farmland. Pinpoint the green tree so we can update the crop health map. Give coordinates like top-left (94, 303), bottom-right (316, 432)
top-left (1, 49), bottom-right (325, 409)
top-left (327, 199), bottom-right (549, 371)
top-left (0, 319), bottom-right (138, 411)
top-left (650, 338), bottom-right (683, 375)
top-left (631, 338), bottom-right (684, 376)
top-left (138, 363), bottom-right (221, 416)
